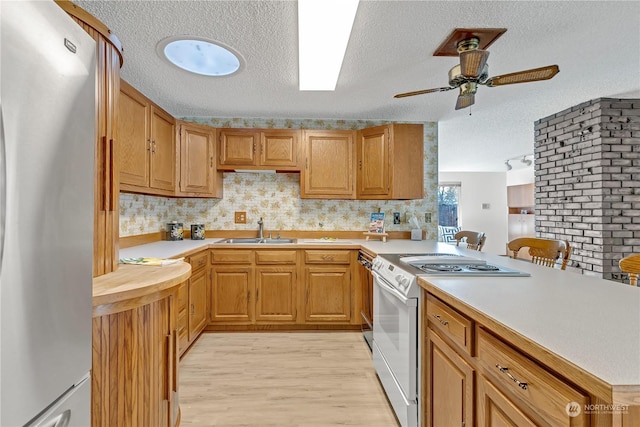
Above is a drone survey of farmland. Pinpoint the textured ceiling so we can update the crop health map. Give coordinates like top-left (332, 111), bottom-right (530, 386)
top-left (74, 0), bottom-right (640, 172)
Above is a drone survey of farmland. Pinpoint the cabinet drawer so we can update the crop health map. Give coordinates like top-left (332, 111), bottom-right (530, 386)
top-left (426, 294), bottom-right (473, 354)
top-left (255, 250), bottom-right (297, 265)
top-left (477, 328), bottom-right (589, 427)
top-left (210, 250), bottom-right (252, 264)
top-left (304, 250), bottom-right (350, 264)
top-left (177, 283), bottom-right (188, 311)
top-left (189, 250), bottom-right (209, 272)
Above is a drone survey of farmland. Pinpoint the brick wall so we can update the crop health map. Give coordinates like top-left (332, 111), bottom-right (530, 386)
top-left (534, 98), bottom-right (640, 280)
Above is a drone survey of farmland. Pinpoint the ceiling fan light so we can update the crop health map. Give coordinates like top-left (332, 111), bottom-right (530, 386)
top-left (460, 50), bottom-right (489, 78)
top-left (522, 156), bottom-right (532, 166)
top-left (505, 160), bottom-right (513, 171)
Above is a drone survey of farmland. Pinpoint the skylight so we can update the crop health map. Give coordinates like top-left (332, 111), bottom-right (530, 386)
top-left (158, 36), bottom-right (243, 77)
top-left (298, 0), bottom-right (359, 91)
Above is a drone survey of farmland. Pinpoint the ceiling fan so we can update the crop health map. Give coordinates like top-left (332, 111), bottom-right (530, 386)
top-left (394, 28), bottom-right (560, 110)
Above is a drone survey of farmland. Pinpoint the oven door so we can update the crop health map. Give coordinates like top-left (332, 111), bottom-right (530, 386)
top-left (372, 271), bottom-right (418, 401)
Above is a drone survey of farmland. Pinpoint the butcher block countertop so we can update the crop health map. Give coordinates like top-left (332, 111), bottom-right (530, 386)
top-left (92, 262), bottom-right (191, 317)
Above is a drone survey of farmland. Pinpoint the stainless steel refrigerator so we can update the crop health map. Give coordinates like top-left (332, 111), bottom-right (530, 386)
top-left (1, 1), bottom-right (95, 425)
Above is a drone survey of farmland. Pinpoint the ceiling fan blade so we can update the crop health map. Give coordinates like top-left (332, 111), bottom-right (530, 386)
top-left (459, 50), bottom-right (489, 78)
top-left (455, 93), bottom-right (475, 110)
top-left (485, 65), bottom-right (559, 87)
top-left (394, 86), bottom-right (454, 98)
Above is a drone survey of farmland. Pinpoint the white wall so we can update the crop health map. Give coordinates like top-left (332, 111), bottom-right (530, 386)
top-left (439, 172), bottom-right (508, 255)
top-left (506, 166), bottom-right (534, 186)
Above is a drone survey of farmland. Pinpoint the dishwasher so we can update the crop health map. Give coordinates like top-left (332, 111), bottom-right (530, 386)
top-left (357, 250), bottom-right (374, 350)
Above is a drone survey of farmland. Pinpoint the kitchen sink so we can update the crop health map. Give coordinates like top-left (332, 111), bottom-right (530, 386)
top-left (220, 238), bottom-right (297, 244)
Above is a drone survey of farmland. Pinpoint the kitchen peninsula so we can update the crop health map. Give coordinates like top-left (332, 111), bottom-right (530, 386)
top-left (119, 237), bottom-right (639, 427)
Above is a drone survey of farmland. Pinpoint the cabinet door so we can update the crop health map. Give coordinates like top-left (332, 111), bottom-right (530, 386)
top-left (255, 266), bottom-right (297, 322)
top-left (210, 266), bottom-right (253, 323)
top-left (188, 268), bottom-right (208, 340)
top-left (118, 82), bottom-right (150, 187)
top-left (179, 123), bottom-right (221, 196)
top-left (177, 283), bottom-right (188, 353)
top-left (507, 183), bottom-right (535, 208)
top-left (150, 106), bottom-right (176, 191)
top-left (304, 266), bottom-right (351, 322)
top-left (357, 125), bottom-right (390, 197)
top-left (260, 129), bottom-right (299, 168)
top-left (301, 130), bottom-right (355, 199)
top-left (218, 129), bottom-right (259, 166)
top-left (425, 329), bottom-right (474, 427)
top-left (477, 375), bottom-right (537, 427)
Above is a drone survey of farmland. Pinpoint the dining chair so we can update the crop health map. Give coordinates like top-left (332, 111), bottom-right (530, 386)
top-left (454, 230), bottom-right (486, 251)
top-left (619, 254), bottom-right (640, 286)
top-left (507, 237), bottom-right (571, 270)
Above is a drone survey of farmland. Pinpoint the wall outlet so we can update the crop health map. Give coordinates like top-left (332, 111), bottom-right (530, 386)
top-left (234, 211), bottom-right (247, 224)
top-left (424, 212), bottom-right (431, 223)
top-left (393, 212), bottom-right (401, 224)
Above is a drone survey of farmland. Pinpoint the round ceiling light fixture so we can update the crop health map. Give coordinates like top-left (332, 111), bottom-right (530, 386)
top-left (157, 36), bottom-right (244, 77)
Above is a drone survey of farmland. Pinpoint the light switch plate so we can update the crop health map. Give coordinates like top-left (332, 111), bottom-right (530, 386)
top-left (393, 212), bottom-right (401, 224)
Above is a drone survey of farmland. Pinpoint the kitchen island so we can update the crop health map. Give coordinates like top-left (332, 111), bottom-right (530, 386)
top-left (119, 237), bottom-right (639, 426)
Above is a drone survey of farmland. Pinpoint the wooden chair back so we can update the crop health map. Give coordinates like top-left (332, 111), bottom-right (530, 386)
top-left (507, 237), bottom-right (571, 270)
top-left (455, 230), bottom-right (486, 251)
top-left (619, 254), bottom-right (640, 286)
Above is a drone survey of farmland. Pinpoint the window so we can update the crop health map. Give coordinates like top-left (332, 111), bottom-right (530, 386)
top-left (438, 183), bottom-right (461, 227)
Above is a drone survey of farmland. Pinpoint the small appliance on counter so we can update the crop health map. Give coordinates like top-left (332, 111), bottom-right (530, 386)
top-left (190, 224), bottom-right (205, 240)
top-left (166, 221), bottom-right (184, 241)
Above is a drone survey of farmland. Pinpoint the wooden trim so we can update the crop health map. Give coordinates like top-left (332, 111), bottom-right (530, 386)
top-left (203, 324), bottom-right (361, 332)
top-left (120, 232), bottom-right (165, 248)
top-left (120, 230), bottom-right (418, 248)
top-left (54, 1), bottom-right (124, 66)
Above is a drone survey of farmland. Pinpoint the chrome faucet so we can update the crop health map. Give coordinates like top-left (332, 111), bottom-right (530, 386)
top-left (258, 217), bottom-right (264, 240)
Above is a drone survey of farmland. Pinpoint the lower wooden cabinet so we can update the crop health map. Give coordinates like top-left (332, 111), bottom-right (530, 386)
top-left (477, 375), bottom-right (537, 427)
top-left (425, 329), bottom-right (474, 427)
top-left (210, 249), bottom-right (298, 325)
top-left (188, 267), bottom-right (209, 338)
top-left (424, 293), bottom-right (593, 427)
top-left (178, 251), bottom-right (210, 356)
top-left (208, 248), bottom-right (358, 328)
top-left (304, 266), bottom-right (351, 322)
top-left (210, 265), bottom-right (253, 323)
top-left (304, 250), bottom-right (352, 323)
top-left (255, 265), bottom-right (297, 322)
top-left (92, 288), bottom-right (179, 427)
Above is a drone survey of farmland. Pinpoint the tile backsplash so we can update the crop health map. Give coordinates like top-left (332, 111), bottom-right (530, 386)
top-left (119, 118), bottom-right (438, 238)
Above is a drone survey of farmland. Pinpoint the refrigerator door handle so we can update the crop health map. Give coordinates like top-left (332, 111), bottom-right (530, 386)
top-left (0, 104), bottom-right (6, 277)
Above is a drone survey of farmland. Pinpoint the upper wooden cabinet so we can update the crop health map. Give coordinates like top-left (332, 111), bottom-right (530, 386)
top-left (301, 130), bottom-right (356, 199)
top-left (119, 79), bottom-right (176, 196)
top-left (217, 128), bottom-right (300, 171)
top-left (507, 183), bottom-right (535, 211)
top-left (357, 123), bottom-right (424, 200)
top-left (56, 0), bottom-right (122, 277)
top-left (178, 121), bottom-right (223, 198)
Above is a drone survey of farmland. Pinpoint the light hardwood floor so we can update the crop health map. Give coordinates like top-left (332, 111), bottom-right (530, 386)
top-left (179, 332), bottom-right (400, 427)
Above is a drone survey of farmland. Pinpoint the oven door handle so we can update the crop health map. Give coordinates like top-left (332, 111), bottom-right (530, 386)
top-left (372, 272), bottom-right (417, 307)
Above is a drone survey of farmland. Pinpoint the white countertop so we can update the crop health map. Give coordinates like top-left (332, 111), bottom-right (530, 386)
top-left (119, 237), bottom-right (640, 389)
top-left (414, 243), bottom-right (640, 391)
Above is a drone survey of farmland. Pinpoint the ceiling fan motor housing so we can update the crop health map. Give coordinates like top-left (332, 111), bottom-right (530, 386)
top-left (449, 64), bottom-right (488, 87)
